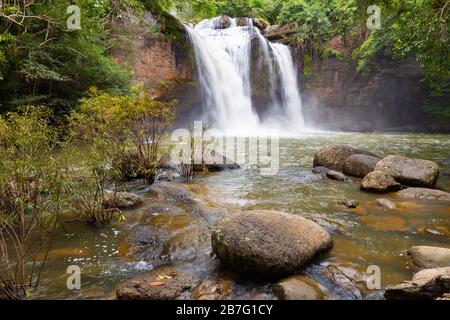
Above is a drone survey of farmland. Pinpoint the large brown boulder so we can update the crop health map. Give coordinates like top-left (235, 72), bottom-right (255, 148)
top-left (375, 155), bottom-right (440, 188)
top-left (313, 145), bottom-right (379, 172)
top-left (116, 266), bottom-right (198, 300)
top-left (396, 187), bottom-right (450, 202)
top-left (384, 267), bottom-right (450, 300)
top-left (343, 154), bottom-right (381, 178)
top-left (408, 246), bottom-right (450, 269)
top-left (360, 171), bottom-right (402, 193)
top-left (211, 210), bottom-right (333, 277)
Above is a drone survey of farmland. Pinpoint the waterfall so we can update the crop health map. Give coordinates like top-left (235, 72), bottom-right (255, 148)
top-left (186, 17), bottom-right (305, 134)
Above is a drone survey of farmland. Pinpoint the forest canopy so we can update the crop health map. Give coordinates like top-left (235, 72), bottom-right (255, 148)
top-left (0, 0), bottom-right (448, 117)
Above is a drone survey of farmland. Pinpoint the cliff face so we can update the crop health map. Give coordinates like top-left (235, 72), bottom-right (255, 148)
top-left (292, 37), bottom-right (450, 132)
top-left (111, 11), bottom-right (201, 125)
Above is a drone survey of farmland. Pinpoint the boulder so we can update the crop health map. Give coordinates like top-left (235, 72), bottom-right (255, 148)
top-left (384, 267), bottom-right (450, 300)
top-left (375, 198), bottom-right (397, 210)
top-left (343, 154), bottom-right (381, 178)
top-left (396, 187), bottom-right (450, 202)
top-left (313, 144), bottom-right (379, 172)
top-left (116, 266), bottom-right (197, 300)
top-left (235, 17), bottom-right (251, 27)
top-left (103, 192), bottom-right (143, 210)
top-left (326, 170), bottom-right (346, 181)
top-left (264, 23), bottom-right (298, 40)
top-left (360, 171), bottom-right (402, 193)
top-left (211, 210), bottom-right (333, 277)
top-left (198, 151), bottom-right (240, 172)
top-left (214, 16), bottom-right (232, 29)
top-left (335, 199), bottom-right (359, 209)
top-left (375, 155), bottom-right (440, 188)
top-left (408, 246), bottom-right (450, 269)
top-left (312, 166), bottom-right (330, 175)
top-left (273, 275), bottom-right (326, 300)
top-left (252, 18), bottom-right (269, 31)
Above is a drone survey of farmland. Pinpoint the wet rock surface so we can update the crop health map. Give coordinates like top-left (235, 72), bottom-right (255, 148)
top-left (273, 275), bottom-right (326, 300)
top-left (326, 170), bottom-right (347, 181)
top-left (375, 155), bottom-right (440, 188)
top-left (384, 267), bottom-right (450, 300)
top-left (360, 170), bottom-right (402, 193)
top-left (103, 192), bottom-right (143, 209)
top-left (396, 187), bottom-right (450, 202)
top-left (313, 145), bottom-right (379, 172)
top-left (211, 210), bottom-right (333, 277)
top-left (375, 198), bottom-right (397, 210)
top-left (408, 246), bottom-right (450, 269)
top-left (343, 154), bottom-right (381, 178)
top-left (116, 266), bottom-right (198, 300)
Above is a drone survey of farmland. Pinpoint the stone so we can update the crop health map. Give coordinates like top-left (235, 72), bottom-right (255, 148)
top-left (235, 17), bottom-right (251, 27)
top-left (360, 171), bottom-right (402, 193)
top-left (252, 18), bottom-right (269, 31)
top-left (326, 170), bottom-right (347, 181)
top-left (273, 275), bottom-right (326, 300)
top-left (264, 23), bottom-right (298, 40)
top-left (384, 267), bottom-right (450, 300)
top-left (335, 199), bottom-right (360, 209)
top-left (407, 246), bottom-right (450, 269)
top-left (116, 266), bottom-right (197, 300)
top-left (214, 16), bottom-right (232, 29)
top-left (312, 166), bottom-right (330, 175)
top-left (396, 187), bottom-right (450, 202)
top-left (103, 192), bottom-right (143, 210)
top-left (375, 155), bottom-right (440, 188)
top-left (313, 144), bottom-right (379, 172)
top-left (211, 210), bottom-right (333, 277)
top-left (343, 154), bottom-right (381, 178)
top-left (375, 198), bottom-right (397, 210)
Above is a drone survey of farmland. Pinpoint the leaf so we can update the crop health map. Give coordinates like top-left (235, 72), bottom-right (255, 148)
top-left (149, 281), bottom-right (165, 286)
top-left (156, 275), bottom-right (173, 280)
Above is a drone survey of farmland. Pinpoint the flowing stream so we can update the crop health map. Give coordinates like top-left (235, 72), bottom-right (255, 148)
top-left (186, 17), bottom-right (305, 134)
top-left (31, 133), bottom-right (450, 300)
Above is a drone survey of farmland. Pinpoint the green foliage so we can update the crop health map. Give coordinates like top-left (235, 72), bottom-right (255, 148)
top-left (0, 106), bottom-right (68, 299)
top-left (353, 0), bottom-right (449, 116)
top-left (0, 0), bottom-right (133, 116)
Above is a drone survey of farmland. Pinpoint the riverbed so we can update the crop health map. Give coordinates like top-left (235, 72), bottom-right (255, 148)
top-left (32, 132), bottom-right (450, 299)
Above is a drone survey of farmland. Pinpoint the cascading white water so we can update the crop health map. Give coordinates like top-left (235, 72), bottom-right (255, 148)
top-left (187, 17), bottom-right (305, 134)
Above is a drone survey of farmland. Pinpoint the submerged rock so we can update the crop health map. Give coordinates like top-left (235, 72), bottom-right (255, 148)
top-left (313, 144), bottom-right (379, 172)
top-left (375, 155), bottom-right (440, 188)
top-left (375, 198), bottom-right (397, 210)
top-left (360, 170), bottom-right (401, 193)
top-left (335, 199), bottom-right (360, 209)
top-left (103, 192), bottom-right (143, 209)
top-left (326, 170), bottom-right (347, 181)
top-left (439, 157), bottom-right (450, 166)
top-left (211, 210), bottom-right (333, 277)
top-left (312, 166), bottom-right (330, 175)
top-left (396, 187), bottom-right (450, 202)
top-left (384, 267), bottom-right (450, 300)
top-left (408, 246), bottom-right (450, 269)
top-left (116, 266), bottom-right (198, 300)
top-left (343, 154), bottom-right (381, 178)
top-left (273, 275), bottom-right (326, 300)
